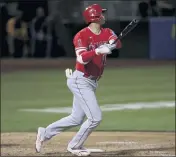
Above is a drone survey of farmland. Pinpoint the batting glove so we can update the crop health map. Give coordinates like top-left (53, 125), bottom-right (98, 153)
top-left (65, 68), bottom-right (73, 78)
top-left (95, 44), bottom-right (112, 55)
top-left (105, 43), bottom-right (116, 51)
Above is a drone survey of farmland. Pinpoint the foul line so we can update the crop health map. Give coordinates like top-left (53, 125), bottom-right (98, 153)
top-left (19, 101), bottom-right (175, 114)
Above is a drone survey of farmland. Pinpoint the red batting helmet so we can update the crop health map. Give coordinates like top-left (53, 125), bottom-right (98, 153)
top-left (83, 4), bottom-right (107, 23)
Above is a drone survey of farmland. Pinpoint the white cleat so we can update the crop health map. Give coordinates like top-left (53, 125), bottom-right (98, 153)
top-left (35, 127), bottom-right (45, 153)
top-left (67, 147), bottom-right (91, 156)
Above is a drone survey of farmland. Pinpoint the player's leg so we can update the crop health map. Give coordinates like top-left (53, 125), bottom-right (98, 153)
top-left (35, 96), bottom-right (85, 152)
top-left (44, 96), bottom-right (85, 140)
top-left (67, 77), bottom-right (102, 150)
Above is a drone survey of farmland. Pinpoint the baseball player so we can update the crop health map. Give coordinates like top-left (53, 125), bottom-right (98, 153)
top-left (35, 4), bottom-right (122, 156)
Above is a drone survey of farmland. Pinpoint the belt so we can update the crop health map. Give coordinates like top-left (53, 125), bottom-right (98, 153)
top-left (83, 74), bottom-right (100, 81)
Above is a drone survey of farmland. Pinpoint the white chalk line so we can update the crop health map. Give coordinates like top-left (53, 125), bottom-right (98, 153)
top-left (97, 141), bottom-right (137, 144)
top-left (18, 101), bottom-right (175, 113)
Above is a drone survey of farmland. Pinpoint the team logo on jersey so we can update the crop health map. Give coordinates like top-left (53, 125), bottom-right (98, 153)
top-left (88, 41), bottom-right (107, 50)
top-left (77, 39), bottom-right (82, 47)
top-left (88, 43), bottom-right (96, 50)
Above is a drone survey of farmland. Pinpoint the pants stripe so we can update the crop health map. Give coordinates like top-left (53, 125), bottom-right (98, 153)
top-left (72, 77), bottom-right (93, 148)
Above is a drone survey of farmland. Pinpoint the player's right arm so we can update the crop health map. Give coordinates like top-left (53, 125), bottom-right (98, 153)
top-left (73, 32), bottom-right (111, 65)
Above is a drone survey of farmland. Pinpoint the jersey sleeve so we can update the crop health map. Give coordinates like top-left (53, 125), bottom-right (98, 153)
top-left (73, 32), bottom-right (97, 64)
top-left (73, 33), bottom-right (88, 56)
top-left (107, 29), bottom-right (122, 49)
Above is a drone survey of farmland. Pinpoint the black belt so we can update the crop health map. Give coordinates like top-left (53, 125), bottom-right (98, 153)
top-left (83, 74), bottom-right (100, 81)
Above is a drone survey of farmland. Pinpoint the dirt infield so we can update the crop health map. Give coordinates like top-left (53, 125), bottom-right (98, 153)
top-left (1, 132), bottom-right (175, 156)
top-left (1, 59), bottom-right (175, 73)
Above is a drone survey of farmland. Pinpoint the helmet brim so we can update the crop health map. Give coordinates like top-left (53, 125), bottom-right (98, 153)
top-left (102, 8), bottom-right (107, 12)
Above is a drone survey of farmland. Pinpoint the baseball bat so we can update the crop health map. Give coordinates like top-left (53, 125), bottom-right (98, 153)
top-left (112, 19), bottom-right (140, 44)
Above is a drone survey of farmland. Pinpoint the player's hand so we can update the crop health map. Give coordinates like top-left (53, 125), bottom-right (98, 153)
top-left (95, 45), bottom-right (112, 55)
top-left (105, 43), bottom-right (116, 51)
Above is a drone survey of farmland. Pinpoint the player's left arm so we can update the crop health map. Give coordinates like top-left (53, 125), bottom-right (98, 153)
top-left (107, 29), bottom-right (122, 49)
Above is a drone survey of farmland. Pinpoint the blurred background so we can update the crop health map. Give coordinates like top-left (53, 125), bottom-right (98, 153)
top-left (0, 0), bottom-right (175, 132)
top-left (0, 0), bottom-right (175, 59)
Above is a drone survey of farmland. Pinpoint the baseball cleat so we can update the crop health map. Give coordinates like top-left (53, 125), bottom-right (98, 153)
top-left (67, 147), bottom-right (91, 156)
top-left (35, 127), bottom-right (45, 153)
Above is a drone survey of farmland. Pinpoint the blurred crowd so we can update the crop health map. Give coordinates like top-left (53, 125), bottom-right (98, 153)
top-left (138, 0), bottom-right (175, 18)
top-left (0, 0), bottom-right (175, 58)
top-left (0, 2), bottom-right (65, 58)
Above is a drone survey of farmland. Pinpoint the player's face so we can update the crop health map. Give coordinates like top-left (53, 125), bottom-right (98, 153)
top-left (99, 14), bottom-right (105, 25)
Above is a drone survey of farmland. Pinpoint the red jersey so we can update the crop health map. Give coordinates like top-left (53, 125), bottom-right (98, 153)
top-left (73, 27), bottom-right (122, 78)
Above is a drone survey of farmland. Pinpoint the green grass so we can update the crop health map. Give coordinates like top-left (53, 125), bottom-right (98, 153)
top-left (99, 108), bottom-right (175, 131)
top-left (1, 65), bottom-right (175, 132)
